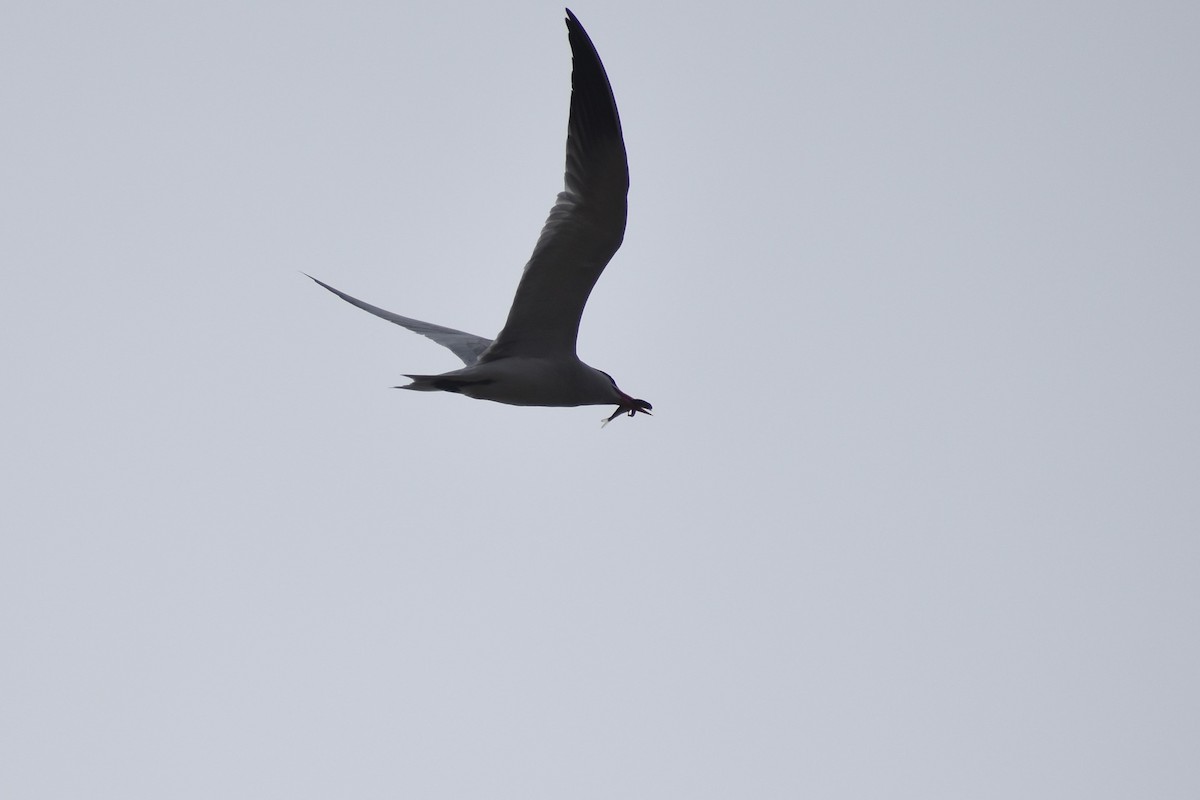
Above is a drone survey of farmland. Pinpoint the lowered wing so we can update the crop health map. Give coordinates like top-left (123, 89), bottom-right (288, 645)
top-left (306, 274), bottom-right (493, 366)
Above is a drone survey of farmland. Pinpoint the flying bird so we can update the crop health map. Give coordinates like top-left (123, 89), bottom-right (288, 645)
top-left (308, 9), bottom-right (650, 425)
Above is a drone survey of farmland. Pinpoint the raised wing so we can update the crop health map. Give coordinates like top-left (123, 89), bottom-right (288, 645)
top-left (306, 274), bottom-right (493, 366)
top-left (481, 9), bottom-right (628, 361)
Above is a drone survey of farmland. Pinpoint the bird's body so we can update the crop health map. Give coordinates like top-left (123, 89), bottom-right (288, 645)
top-left (403, 358), bottom-right (623, 408)
top-left (308, 9), bottom-right (650, 425)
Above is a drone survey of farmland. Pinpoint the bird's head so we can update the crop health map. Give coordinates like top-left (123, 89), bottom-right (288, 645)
top-left (596, 370), bottom-right (651, 426)
top-left (603, 393), bottom-right (652, 426)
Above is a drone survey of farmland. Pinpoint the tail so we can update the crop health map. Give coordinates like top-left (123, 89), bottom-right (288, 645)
top-left (396, 374), bottom-right (494, 394)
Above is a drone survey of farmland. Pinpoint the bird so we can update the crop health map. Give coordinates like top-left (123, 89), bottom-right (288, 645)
top-left (307, 9), bottom-right (651, 426)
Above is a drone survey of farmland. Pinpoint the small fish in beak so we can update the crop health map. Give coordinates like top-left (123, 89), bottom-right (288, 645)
top-left (602, 396), bottom-right (653, 427)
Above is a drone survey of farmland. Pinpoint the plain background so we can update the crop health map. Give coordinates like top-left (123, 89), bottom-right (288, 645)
top-left (3, 1), bottom-right (1198, 797)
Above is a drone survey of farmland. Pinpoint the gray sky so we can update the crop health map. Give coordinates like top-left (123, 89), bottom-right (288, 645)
top-left (3, 1), bottom-right (1198, 797)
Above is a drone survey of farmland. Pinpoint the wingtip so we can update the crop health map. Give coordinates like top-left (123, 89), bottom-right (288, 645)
top-left (304, 272), bottom-right (338, 294)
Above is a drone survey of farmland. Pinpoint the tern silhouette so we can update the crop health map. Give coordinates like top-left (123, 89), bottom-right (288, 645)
top-left (308, 9), bottom-right (650, 425)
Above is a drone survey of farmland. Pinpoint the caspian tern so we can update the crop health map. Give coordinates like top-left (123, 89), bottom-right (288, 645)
top-left (308, 9), bottom-right (650, 425)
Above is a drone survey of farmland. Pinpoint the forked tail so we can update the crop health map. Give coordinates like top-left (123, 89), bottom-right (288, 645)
top-left (397, 374), bottom-right (495, 394)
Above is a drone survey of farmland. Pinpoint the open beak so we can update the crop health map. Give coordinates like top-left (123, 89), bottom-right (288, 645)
top-left (602, 394), bottom-right (653, 426)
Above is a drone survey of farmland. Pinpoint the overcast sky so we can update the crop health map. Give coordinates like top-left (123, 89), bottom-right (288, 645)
top-left (3, 1), bottom-right (1198, 798)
